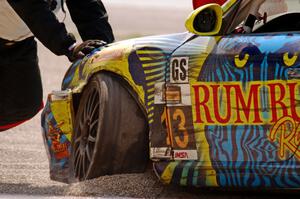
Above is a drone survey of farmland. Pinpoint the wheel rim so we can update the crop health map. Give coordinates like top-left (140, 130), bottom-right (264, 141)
top-left (74, 87), bottom-right (100, 180)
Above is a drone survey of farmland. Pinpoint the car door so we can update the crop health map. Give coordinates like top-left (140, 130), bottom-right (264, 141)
top-left (152, 0), bottom-right (300, 187)
top-left (167, 32), bottom-right (300, 165)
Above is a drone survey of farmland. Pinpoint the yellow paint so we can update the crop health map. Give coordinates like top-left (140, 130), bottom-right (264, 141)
top-left (147, 101), bottom-right (154, 107)
top-left (222, 0), bottom-right (237, 13)
top-left (192, 125), bottom-right (218, 186)
top-left (173, 108), bottom-right (189, 149)
top-left (283, 52), bottom-right (298, 67)
top-left (148, 106), bottom-right (154, 112)
top-left (185, 4), bottom-right (223, 36)
top-left (146, 73), bottom-right (163, 81)
top-left (160, 162), bottom-right (179, 184)
top-left (139, 56), bottom-right (165, 61)
top-left (144, 67), bottom-right (164, 74)
top-left (49, 95), bottom-right (74, 141)
top-left (142, 61), bottom-right (167, 68)
top-left (269, 116), bottom-right (300, 160)
top-left (137, 50), bottom-right (164, 54)
top-left (148, 112), bottom-right (154, 118)
top-left (147, 81), bottom-right (157, 87)
top-left (147, 87), bottom-right (155, 93)
top-left (234, 53), bottom-right (249, 68)
top-left (68, 42), bottom-right (146, 107)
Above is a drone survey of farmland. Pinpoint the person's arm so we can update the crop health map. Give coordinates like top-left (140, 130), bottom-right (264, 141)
top-left (8, 0), bottom-right (76, 56)
top-left (66, 0), bottom-right (114, 43)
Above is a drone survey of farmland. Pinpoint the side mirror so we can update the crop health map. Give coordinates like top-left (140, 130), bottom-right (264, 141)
top-left (185, 3), bottom-right (223, 36)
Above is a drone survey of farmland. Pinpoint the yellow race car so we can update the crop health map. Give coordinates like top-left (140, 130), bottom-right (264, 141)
top-left (42, 0), bottom-right (300, 188)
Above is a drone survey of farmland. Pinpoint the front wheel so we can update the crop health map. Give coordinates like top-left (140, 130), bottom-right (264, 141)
top-left (71, 73), bottom-right (149, 181)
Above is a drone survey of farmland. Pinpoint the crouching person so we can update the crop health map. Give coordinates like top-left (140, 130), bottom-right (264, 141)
top-left (0, 0), bottom-right (114, 131)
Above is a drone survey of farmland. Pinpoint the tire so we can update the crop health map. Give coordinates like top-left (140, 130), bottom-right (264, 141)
top-left (71, 72), bottom-right (149, 181)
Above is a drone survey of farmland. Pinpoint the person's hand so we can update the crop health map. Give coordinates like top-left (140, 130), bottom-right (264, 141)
top-left (67, 40), bottom-right (107, 62)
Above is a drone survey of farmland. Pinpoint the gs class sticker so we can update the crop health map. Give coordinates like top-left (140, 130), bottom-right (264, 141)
top-left (170, 57), bottom-right (189, 83)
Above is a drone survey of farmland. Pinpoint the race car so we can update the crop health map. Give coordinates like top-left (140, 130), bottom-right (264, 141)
top-left (41, 0), bottom-right (300, 188)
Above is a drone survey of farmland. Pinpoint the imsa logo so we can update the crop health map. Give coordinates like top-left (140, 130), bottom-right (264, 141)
top-left (170, 57), bottom-right (189, 83)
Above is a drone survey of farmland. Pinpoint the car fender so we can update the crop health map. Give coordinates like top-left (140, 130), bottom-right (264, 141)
top-left (61, 33), bottom-right (193, 116)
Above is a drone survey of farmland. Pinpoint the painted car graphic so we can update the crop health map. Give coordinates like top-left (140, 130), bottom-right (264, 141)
top-left (41, 0), bottom-right (300, 188)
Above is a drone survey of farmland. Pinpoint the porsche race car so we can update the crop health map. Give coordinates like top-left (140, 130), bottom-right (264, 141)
top-left (41, 0), bottom-right (300, 188)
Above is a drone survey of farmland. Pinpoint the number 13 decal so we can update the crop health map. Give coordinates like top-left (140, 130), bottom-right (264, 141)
top-left (161, 106), bottom-right (196, 149)
top-left (173, 108), bottom-right (189, 148)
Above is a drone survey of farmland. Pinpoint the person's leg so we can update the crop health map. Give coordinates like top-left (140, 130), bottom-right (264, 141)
top-left (0, 37), bottom-right (43, 130)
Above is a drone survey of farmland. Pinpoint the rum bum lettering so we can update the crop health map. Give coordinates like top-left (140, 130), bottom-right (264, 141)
top-left (192, 81), bottom-right (300, 125)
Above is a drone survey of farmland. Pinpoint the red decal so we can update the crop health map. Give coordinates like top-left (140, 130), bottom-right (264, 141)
top-left (193, 85), bottom-right (214, 123)
top-left (174, 151), bottom-right (188, 159)
top-left (212, 85), bottom-right (232, 123)
top-left (233, 84), bottom-right (262, 123)
top-left (269, 83), bottom-right (288, 123)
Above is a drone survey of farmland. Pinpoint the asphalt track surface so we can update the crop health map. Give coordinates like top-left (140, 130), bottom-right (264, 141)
top-left (0, 1), bottom-right (300, 198)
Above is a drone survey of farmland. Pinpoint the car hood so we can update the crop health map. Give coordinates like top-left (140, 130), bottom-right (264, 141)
top-left (61, 32), bottom-right (195, 92)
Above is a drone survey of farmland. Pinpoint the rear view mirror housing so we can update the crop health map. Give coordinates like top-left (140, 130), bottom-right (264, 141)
top-left (185, 3), bottom-right (223, 36)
